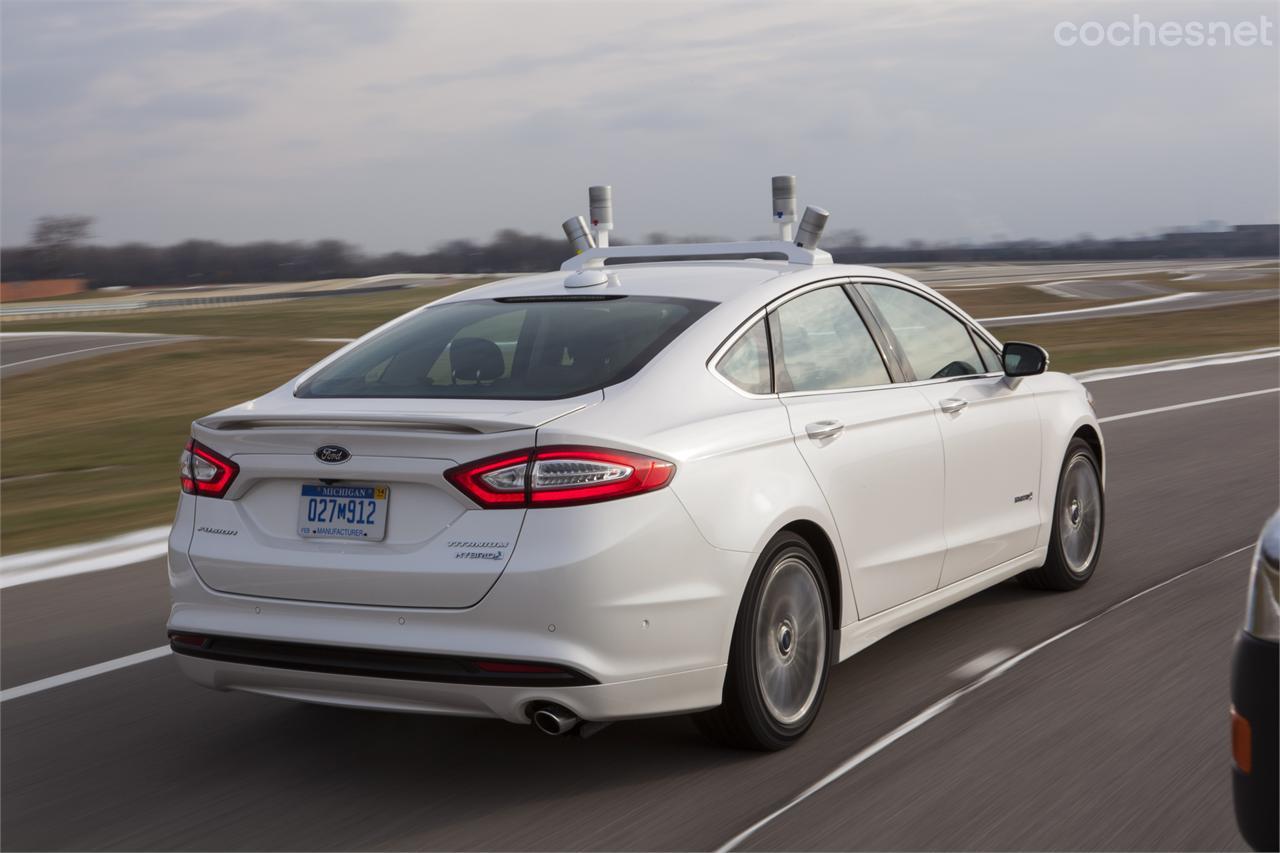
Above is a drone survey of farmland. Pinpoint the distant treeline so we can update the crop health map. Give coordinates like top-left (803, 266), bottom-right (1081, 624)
top-left (2, 223), bottom-right (1276, 288)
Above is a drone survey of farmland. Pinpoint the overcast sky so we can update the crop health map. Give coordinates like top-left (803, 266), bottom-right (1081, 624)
top-left (2, 0), bottom-right (1277, 251)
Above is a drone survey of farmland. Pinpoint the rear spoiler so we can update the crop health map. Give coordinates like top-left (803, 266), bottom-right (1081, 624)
top-left (197, 407), bottom-right (587, 435)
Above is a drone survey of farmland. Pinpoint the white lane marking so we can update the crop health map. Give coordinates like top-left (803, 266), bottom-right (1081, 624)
top-left (1076, 347), bottom-right (1279, 383)
top-left (0, 331), bottom-right (169, 339)
top-left (0, 646), bottom-right (171, 703)
top-left (1172, 272), bottom-right (1203, 282)
top-left (0, 464), bottom-right (121, 484)
top-left (0, 525), bottom-right (170, 589)
top-left (977, 291), bottom-right (1201, 324)
top-left (929, 259), bottom-right (1272, 288)
top-left (717, 544), bottom-right (1253, 852)
top-left (1031, 280), bottom-right (1092, 299)
top-left (1099, 388), bottom-right (1279, 424)
top-left (950, 648), bottom-right (1016, 679)
top-left (0, 338), bottom-right (185, 371)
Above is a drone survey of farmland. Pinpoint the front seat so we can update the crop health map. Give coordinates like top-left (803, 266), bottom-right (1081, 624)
top-left (449, 337), bottom-right (505, 384)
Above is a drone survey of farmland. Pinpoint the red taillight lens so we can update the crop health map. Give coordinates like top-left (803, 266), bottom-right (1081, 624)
top-left (179, 438), bottom-right (239, 498)
top-left (444, 446), bottom-right (674, 509)
top-left (443, 450), bottom-right (532, 508)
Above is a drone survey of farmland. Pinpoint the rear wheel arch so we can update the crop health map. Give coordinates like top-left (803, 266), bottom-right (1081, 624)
top-left (698, 527), bottom-right (835, 749)
top-left (777, 519), bottom-right (843, 629)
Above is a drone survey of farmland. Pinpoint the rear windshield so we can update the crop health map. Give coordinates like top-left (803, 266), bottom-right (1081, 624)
top-left (296, 295), bottom-right (715, 400)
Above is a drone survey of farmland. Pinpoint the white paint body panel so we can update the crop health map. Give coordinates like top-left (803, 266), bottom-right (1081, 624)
top-left (780, 386), bottom-right (946, 618)
top-left (913, 374), bottom-right (1044, 586)
top-left (169, 259), bottom-right (1103, 723)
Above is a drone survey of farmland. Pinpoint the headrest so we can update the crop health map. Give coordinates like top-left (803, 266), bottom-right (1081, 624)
top-left (567, 328), bottom-right (619, 368)
top-left (450, 337), bottom-right (504, 383)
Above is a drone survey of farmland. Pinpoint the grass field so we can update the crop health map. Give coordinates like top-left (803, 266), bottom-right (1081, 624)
top-left (0, 338), bottom-right (339, 554)
top-left (0, 282), bottom-right (496, 553)
top-left (997, 300), bottom-right (1279, 372)
top-left (1, 270), bottom-right (1276, 553)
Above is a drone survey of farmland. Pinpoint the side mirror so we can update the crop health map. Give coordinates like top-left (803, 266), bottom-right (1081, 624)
top-left (1003, 341), bottom-right (1048, 377)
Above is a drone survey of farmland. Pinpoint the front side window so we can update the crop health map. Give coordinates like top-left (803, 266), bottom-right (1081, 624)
top-left (716, 319), bottom-right (772, 394)
top-left (297, 295), bottom-right (714, 400)
top-left (862, 284), bottom-right (984, 380)
top-left (975, 334), bottom-right (1002, 373)
top-left (773, 286), bottom-right (891, 392)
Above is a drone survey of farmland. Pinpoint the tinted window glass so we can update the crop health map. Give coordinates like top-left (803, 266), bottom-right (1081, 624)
top-left (975, 333), bottom-right (1002, 373)
top-left (863, 284), bottom-right (983, 380)
top-left (717, 319), bottom-right (772, 394)
top-left (774, 287), bottom-right (890, 392)
top-left (297, 296), bottom-right (713, 400)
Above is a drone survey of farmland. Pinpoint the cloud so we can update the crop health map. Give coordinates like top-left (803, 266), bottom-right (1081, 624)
top-left (1, 0), bottom-right (1275, 250)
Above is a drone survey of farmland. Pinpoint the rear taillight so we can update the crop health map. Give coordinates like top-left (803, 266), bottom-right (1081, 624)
top-left (179, 438), bottom-right (238, 498)
top-left (444, 446), bottom-right (674, 509)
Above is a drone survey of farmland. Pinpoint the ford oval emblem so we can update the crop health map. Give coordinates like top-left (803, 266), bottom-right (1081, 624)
top-left (315, 445), bottom-right (351, 464)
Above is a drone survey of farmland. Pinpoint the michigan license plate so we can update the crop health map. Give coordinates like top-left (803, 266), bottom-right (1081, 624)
top-left (298, 484), bottom-right (389, 541)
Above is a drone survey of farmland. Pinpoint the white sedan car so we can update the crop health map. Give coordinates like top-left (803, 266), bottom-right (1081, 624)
top-left (168, 225), bottom-right (1104, 750)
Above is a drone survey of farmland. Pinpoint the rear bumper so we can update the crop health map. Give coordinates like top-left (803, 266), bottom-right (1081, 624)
top-left (1231, 630), bottom-right (1278, 852)
top-left (168, 489), bottom-right (752, 721)
top-left (172, 652), bottom-right (724, 723)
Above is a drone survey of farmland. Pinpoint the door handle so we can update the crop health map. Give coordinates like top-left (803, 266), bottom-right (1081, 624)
top-left (805, 419), bottom-right (844, 441)
top-left (939, 398), bottom-right (968, 414)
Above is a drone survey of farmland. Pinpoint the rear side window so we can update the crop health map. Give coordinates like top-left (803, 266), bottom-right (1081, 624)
top-left (297, 295), bottom-right (714, 400)
top-left (773, 286), bottom-right (891, 392)
top-left (716, 319), bottom-right (772, 394)
top-left (862, 284), bottom-right (984, 380)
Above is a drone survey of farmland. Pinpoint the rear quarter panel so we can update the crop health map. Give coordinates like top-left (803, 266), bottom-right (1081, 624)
top-left (535, 329), bottom-right (858, 627)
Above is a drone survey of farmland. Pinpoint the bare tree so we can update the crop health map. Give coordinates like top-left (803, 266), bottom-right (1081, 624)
top-left (31, 215), bottom-right (94, 276)
top-left (32, 215), bottom-right (93, 251)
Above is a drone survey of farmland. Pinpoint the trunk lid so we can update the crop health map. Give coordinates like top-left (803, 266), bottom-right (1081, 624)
top-left (186, 390), bottom-right (599, 608)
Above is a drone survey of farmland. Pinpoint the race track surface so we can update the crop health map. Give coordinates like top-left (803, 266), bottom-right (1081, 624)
top-left (1, 354), bottom-right (1277, 850)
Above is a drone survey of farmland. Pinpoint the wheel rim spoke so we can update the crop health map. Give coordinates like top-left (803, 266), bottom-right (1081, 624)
top-left (754, 556), bottom-right (826, 725)
top-left (1060, 454), bottom-right (1101, 574)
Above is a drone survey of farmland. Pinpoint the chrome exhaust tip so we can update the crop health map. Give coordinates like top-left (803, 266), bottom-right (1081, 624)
top-left (532, 705), bottom-right (580, 736)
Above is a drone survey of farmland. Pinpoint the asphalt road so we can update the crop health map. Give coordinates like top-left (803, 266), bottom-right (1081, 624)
top-left (1, 355), bottom-right (1277, 850)
top-left (0, 332), bottom-right (191, 377)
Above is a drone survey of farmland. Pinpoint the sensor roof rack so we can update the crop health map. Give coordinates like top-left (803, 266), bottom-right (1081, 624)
top-left (559, 176), bottom-right (833, 274)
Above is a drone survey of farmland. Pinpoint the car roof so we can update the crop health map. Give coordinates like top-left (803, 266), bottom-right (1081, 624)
top-left (438, 260), bottom-right (919, 311)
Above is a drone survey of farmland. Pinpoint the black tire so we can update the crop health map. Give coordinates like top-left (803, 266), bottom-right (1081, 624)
top-left (1019, 438), bottom-right (1104, 591)
top-left (696, 532), bottom-right (832, 751)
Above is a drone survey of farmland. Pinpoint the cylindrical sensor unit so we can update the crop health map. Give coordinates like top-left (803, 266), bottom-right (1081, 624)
top-left (562, 216), bottom-right (596, 253)
top-left (588, 185), bottom-right (613, 228)
top-left (794, 205), bottom-right (829, 249)
top-left (771, 175), bottom-right (797, 222)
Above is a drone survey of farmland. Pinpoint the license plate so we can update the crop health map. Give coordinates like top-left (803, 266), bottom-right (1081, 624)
top-left (298, 484), bottom-right (389, 541)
